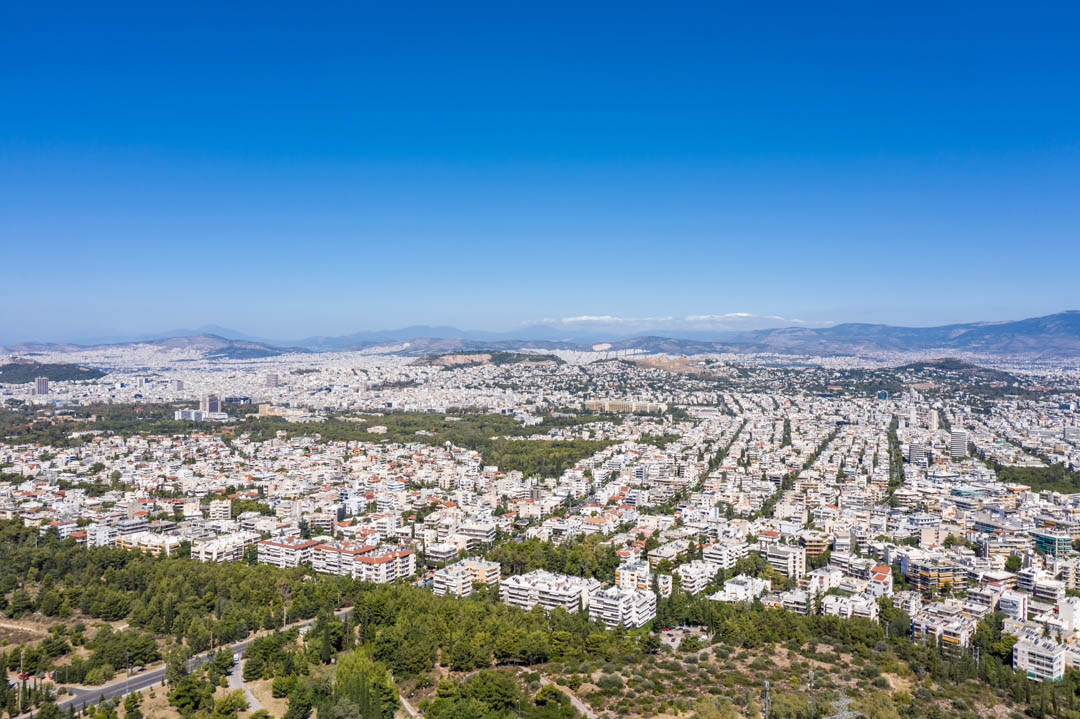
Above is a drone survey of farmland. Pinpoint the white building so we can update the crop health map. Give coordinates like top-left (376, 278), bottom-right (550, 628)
top-left (208, 499), bottom-right (232, 521)
top-left (313, 540), bottom-right (377, 576)
top-left (500, 570), bottom-right (601, 613)
top-left (615, 560), bottom-right (652, 591)
top-left (433, 558), bottom-right (502, 597)
top-left (676, 560), bottom-right (719, 595)
top-left (703, 540), bottom-right (748, 570)
top-left (258, 537), bottom-right (321, 568)
top-left (588, 586), bottom-right (657, 628)
top-left (708, 575), bottom-right (771, 604)
top-left (1014, 634), bottom-right (1067, 681)
top-left (192, 532), bottom-right (261, 563)
top-left (354, 546), bottom-right (416, 584)
top-left (766, 544), bottom-right (806, 580)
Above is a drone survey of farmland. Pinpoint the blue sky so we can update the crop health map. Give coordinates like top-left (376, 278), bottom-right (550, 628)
top-left (2, 3), bottom-right (1079, 342)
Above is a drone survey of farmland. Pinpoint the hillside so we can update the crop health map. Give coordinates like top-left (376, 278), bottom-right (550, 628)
top-left (0, 361), bottom-right (106, 384)
top-left (413, 351), bottom-right (565, 367)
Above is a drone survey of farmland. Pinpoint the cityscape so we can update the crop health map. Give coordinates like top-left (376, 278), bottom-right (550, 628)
top-left (4, 5), bottom-right (1080, 719)
top-left (3, 323), bottom-right (1080, 719)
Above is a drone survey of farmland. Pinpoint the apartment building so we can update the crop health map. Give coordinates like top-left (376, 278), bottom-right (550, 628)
top-left (708, 575), bottom-right (771, 604)
top-left (208, 499), bottom-right (232, 521)
top-left (313, 540), bottom-right (377, 576)
top-left (588, 586), bottom-right (657, 628)
top-left (86, 523), bottom-right (116, 547)
top-left (1014, 634), bottom-right (1067, 681)
top-left (456, 557), bottom-right (501, 585)
top-left (258, 536), bottom-right (322, 568)
top-left (192, 531), bottom-right (261, 562)
top-left (355, 546), bottom-right (416, 584)
top-left (702, 540), bottom-right (748, 570)
top-left (999, 589), bottom-right (1029, 621)
top-left (615, 560), bottom-right (652, 591)
top-left (1032, 530), bottom-right (1072, 557)
top-left (115, 531), bottom-right (182, 556)
top-left (432, 564), bottom-right (475, 597)
top-left (433, 557), bottom-right (502, 596)
top-left (500, 570), bottom-right (602, 613)
top-left (911, 603), bottom-right (977, 647)
top-left (676, 560), bottom-right (719, 595)
top-left (1033, 578), bottom-right (1066, 604)
top-left (906, 558), bottom-right (960, 592)
top-left (766, 544), bottom-right (806, 580)
top-left (457, 520), bottom-right (497, 545)
top-left (822, 593), bottom-right (879, 621)
top-left (797, 530), bottom-right (831, 556)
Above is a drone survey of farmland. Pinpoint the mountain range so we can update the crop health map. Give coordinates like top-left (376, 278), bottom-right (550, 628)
top-left (4, 311), bottom-right (1080, 359)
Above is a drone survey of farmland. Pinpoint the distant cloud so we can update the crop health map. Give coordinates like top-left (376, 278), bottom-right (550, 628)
top-left (684, 313), bottom-right (807, 324)
top-left (560, 315), bottom-right (674, 324)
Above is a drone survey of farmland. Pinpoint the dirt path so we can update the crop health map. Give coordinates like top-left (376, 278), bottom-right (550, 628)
top-left (0, 621), bottom-right (47, 635)
top-left (540, 676), bottom-right (596, 719)
top-left (228, 659), bottom-right (262, 712)
top-left (397, 692), bottom-right (421, 718)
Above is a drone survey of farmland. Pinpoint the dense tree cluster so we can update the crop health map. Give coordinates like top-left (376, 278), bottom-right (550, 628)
top-left (11, 516), bottom-right (1080, 718)
top-left (487, 535), bottom-right (621, 583)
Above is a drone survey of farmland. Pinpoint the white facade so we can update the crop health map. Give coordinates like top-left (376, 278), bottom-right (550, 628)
top-left (589, 586), bottom-right (657, 628)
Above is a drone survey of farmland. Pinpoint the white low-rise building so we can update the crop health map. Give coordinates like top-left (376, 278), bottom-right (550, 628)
top-left (589, 586), bottom-right (657, 628)
top-left (1014, 634), bottom-right (1067, 681)
top-left (500, 570), bottom-right (601, 613)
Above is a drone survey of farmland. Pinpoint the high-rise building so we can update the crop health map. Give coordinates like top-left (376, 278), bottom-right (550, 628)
top-left (950, 430), bottom-right (968, 458)
top-left (200, 394), bottom-right (221, 413)
top-left (265, 373), bottom-right (280, 388)
top-left (909, 441), bottom-right (928, 465)
top-left (929, 409), bottom-right (939, 432)
top-left (169, 379), bottom-right (185, 391)
top-left (35, 376), bottom-right (49, 395)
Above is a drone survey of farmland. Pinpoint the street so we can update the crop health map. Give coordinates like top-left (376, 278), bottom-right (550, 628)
top-left (26, 608), bottom-right (353, 717)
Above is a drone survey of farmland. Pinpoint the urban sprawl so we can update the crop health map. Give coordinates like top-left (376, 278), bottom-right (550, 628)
top-left (4, 342), bottom-right (1080, 711)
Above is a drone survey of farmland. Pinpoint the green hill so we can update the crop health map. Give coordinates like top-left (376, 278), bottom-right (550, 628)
top-left (0, 361), bottom-right (106, 384)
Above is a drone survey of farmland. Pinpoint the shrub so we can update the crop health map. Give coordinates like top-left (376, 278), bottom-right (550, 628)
top-left (272, 676), bottom-right (296, 698)
top-left (596, 673), bottom-right (624, 691)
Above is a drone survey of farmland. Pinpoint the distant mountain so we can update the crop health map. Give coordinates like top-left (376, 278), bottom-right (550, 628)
top-left (291, 324), bottom-right (596, 350)
top-left (139, 334), bottom-right (310, 358)
top-left (1, 334), bottom-right (308, 359)
top-left (739, 311), bottom-right (1080, 358)
top-left (5, 311), bottom-right (1080, 359)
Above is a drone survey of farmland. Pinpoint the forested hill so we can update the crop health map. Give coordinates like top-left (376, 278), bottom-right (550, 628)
top-left (0, 361), bottom-right (106, 384)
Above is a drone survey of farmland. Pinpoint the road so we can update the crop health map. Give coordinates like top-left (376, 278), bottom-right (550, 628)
top-left (38, 608), bottom-right (353, 717)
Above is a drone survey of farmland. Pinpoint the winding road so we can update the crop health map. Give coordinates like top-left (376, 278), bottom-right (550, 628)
top-left (26, 609), bottom-right (353, 718)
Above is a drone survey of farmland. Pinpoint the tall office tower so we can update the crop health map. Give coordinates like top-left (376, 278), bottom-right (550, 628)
top-left (265, 373), bottom-right (280, 388)
top-left (909, 405), bottom-right (918, 427)
top-left (35, 377), bottom-right (49, 395)
top-left (169, 379), bottom-right (185, 391)
top-left (929, 409), bottom-right (939, 432)
top-left (909, 441), bottom-right (928, 466)
top-left (200, 393), bottom-right (221, 413)
top-left (950, 430), bottom-right (968, 458)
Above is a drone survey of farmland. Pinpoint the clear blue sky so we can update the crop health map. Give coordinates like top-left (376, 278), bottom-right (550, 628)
top-left (2, 3), bottom-right (1079, 342)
